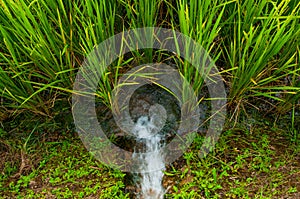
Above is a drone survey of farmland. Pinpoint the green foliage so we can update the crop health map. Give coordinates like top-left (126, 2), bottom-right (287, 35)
top-left (0, 0), bottom-right (298, 117)
top-left (0, 0), bottom-right (299, 198)
top-left (170, 0), bottom-right (231, 93)
top-left (0, 0), bottom-right (76, 115)
top-left (0, 0), bottom-right (120, 115)
top-left (221, 0), bottom-right (300, 111)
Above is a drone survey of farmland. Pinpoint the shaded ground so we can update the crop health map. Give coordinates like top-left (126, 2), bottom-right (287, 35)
top-left (0, 112), bottom-right (299, 198)
top-left (163, 125), bottom-right (300, 198)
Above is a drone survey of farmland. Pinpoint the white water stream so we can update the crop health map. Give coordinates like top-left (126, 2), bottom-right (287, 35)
top-left (132, 115), bottom-right (165, 199)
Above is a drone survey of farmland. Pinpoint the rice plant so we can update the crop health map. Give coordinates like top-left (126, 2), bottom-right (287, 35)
top-left (165, 0), bottom-right (234, 96)
top-left (0, 0), bottom-right (120, 114)
top-left (221, 0), bottom-right (300, 116)
top-left (0, 0), bottom-right (299, 119)
top-left (0, 0), bottom-right (76, 115)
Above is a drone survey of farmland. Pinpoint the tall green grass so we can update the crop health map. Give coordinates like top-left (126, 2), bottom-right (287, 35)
top-left (169, 0), bottom-right (239, 95)
top-left (221, 0), bottom-right (299, 115)
top-left (0, 0), bottom-right (76, 115)
top-left (0, 0), bottom-right (299, 119)
top-left (0, 0), bottom-right (119, 115)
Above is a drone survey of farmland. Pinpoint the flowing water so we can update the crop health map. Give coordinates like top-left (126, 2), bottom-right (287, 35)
top-left (132, 115), bottom-right (165, 199)
top-left (97, 83), bottom-right (208, 198)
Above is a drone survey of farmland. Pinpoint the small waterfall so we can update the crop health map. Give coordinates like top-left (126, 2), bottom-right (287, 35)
top-left (132, 115), bottom-right (165, 199)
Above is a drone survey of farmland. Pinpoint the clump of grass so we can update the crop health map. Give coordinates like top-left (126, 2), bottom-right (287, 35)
top-left (221, 0), bottom-right (300, 116)
top-left (0, 0), bottom-right (299, 118)
top-left (0, 0), bottom-right (121, 115)
top-left (168, 0), bottom-right (232, 93)
top-left (0, 0), bottom-right (76, 115)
